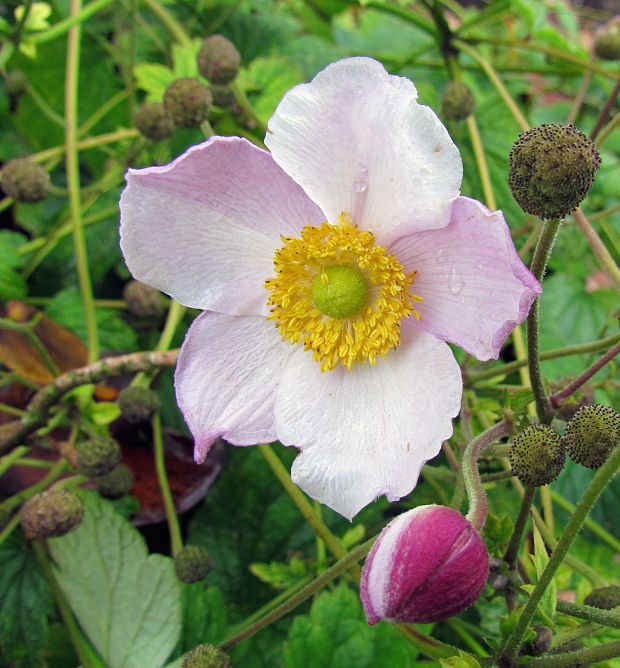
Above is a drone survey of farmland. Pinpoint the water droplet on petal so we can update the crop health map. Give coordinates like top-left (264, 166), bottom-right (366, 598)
top-left (448, 268), bottom-right (464, 295)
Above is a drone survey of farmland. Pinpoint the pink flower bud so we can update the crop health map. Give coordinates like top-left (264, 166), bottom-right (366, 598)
top-left (360, 504), bottom-right (489, 624)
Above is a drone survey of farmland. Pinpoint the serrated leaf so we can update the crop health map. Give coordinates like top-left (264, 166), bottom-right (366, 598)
top-left (530, 525), bottom-right (556, 622)
top-left (86, 401), bottom-right (122, 425)
top-left (0, 230), bottom-right (28, 268)
top-left (244, 57), bottom-right (304, 123)
top-left (440, 651), bottom-right (483, 668)
top-left (134, 63), bottom-right (176, 100)
top-left (0, 264), bottom-right (27, 299)
top-left (0, 534), bottom-right (53, 668)
top-left (48, 492), bottom-right (181, 668)
top-left (284, 583), bottom-right (420, 668)
top-left (180, 584), bottom-right (227, 652)
top-left (171, 40), bottom-right (202, 78)
top-left (250, 557), bottom-right (308, 590)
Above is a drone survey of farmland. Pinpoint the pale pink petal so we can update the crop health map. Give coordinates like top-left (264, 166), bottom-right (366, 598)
top-left (274, 325), bottom-right (462, 520)
top-left (265, 57), bottom-right (462, 245)
top-left (175, 312), bottom-right (295, 463)
top-left (120, 136), bottom-right (324, 315)
top-left (390, 197), bottom-right (541, 361)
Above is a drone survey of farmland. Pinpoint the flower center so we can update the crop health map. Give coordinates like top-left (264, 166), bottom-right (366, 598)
top-left (311, 265), bottom-right (369, 319)
top-left (264, 215), bottom-right (421, 372)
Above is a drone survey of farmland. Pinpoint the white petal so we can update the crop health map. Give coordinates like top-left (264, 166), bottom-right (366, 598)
top-left (274, 325), bottom-right (462, 519)
top-left (175, 312), bottom-right (294, 463)
top-left (120, 136), bottom-right (324, 315)
top-left (390, 197), bottom-right (541, 360)
top-left (265, 57), bottom-right (462, 245)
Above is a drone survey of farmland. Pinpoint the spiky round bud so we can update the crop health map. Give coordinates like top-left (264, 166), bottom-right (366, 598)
top-left (1, 158), bottom-right (51, 203)
top-left (584, 585), bottom-right (620, 610)
top-left (198, 35), bottom-right (241, 85)
top-left (508, 124), bottom-right (601, 220)
top-left (21, 489), bottom-right (84, 539)
top-left (209, 85), bottom-right (236, 109)
top-left (174, 545), bottom-right (212, 583)
top-left (5, 70), bottom-right (27, 96)
top-left (183, 644), bottom-right (231, 668)
top-left (441, 81), bottom-right (475, 121)
top-left (594, 26), bottom-right (620, 61)
top-left (563, 404), bottom-right (620, 469)
top-left (122, 280), bottom-right (166, 320)
top-left (163, 78), bottom-right (212, 128)
top-left (117, 386), bottom-right (161, 424)
top-left (134, 102), bottom-right (174, 141)
top-left (95, 464), bottom-right (134, 499)
top-left (76, 435), bottom-right (121, 477)
top-left (509, 425), bottom-right (565, 486)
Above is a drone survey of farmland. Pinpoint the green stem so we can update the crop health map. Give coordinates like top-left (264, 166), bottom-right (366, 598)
top-left (152, 413), bottom-right (183, 555)
top-left (219, 538), bottom-right (375, 650)
top-left (527, 218), bottom-right (562, 424)
top-left (33, 541), bottom-right (105, 668)
top-left (0, 512), bottom-right (22, 546)
top-left (556, 600), bottom-right (620, 629)
top-left (0, 459), bottom-right (68, 512)
top-left (596, 111), bottom-right (620, 147)
top-left (141, 0), bottom-right (191, 44)
top-left (0, 445), bottom-right (29, 476)
top-left (467, 332), bottom-right (620, 384)
top-left (32, 128), bottom-right (139, 164)
top-left (500, 442), bottom-right (620, 664)
top-left (550, 621), bottom-right (602, 652)
top-left (66, 0), bottom-right (99, 363)
top-left (230, 81), bottom-right (267, 134)
top-left (24, 82), bottom-right (65, 128)
top-left (364, 1), bottom-right (436, 36)
top-left (33, 0), bottom-right (115, 44)
top-left (573, 208), bottom-right (620, 292)
top-left (463, 421), bottom-right (512, 530)
top-left (503, 486), bottom-right (536, 568)
top-left (527, 640), bottom-right (620, 667)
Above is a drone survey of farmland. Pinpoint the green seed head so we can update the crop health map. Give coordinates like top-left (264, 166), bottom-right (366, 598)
top-left (174, 545), bottom-right (212, 584)
top-left (123, 280), bottom-right (166, 320)
top-left (134, 102), bottom-right (175, 141)
top-left (198, 35), bottom-right (241, 85)
top-left (594, 25), bottom-right (620, 61)
top-left (563, 404), bottom-right (620, 469)
top-left (441, 81), bottom-right (476, 121)
top-left (118, 386), bottom-right (161, 424)
top-left (77, 435), bottom-right (121, 477)
top-left (509, 425), bottom-right (565, 486)
top-left (1, 158), bottom-right (51, 203)
top-left (209, 85), bottom-right (236, 109)
top-left (95, 464), bottom-right (134, 499)
top-left (183, 644), bottom-right (231, 668)
top-left (584, 585), bottom-right (620, 610)
top-left (508, 123), bottom-right (601, 219)
top-left (312, 265), bottom-right (369, 319)
top-left (163, 77), bottom-right (212, 128)
top-left (21, 489), bottom-right (84, 540)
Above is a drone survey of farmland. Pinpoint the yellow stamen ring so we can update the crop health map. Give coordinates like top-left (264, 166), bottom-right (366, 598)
top-left (264, 215), bottom-right (422, 372)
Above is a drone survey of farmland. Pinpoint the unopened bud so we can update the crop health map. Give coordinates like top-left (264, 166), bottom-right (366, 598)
top-left (509, 425), bottom-right (565, 486)
top-left (76, 435), bottom-right (121, 477)
top-left (209, 85), bottom-right (236, 109)
top-left (509, 123), bottom-right (600, 219)
top-left (594, 24), bottom-right (620, 61)
top-left (1, 158), bottom-right (51, 203)
top-left (441, 81), bottom-right (475, 121)
top-left (563, 404), bottom-right (620, 469)
top-left (174, 544), bottom-right (212, 583)
top-left (183, 644), bottom-right (231, 668)
top-left (123, 280), bottom-right (166, 320)
top-left (5, 70), bottom-right (27, 96)
top-left (21, 489), bottom-right (84, 539)
top-left (163, 78), bottom-right (212, 128)
top-left (525, 625), bottom-right (553, 656)
top-left (198, 35), bottom-right (241, 85)
top-left (584, 585), bottom-right (620, 610)
top-left (360, 505), bottom-right (489, 624)
top-left (117, 386), bottom-right (161, 424)
top-left (95, 464), bottom-right (134, 499)
top-left (134, 102), bottom-right (174, 141)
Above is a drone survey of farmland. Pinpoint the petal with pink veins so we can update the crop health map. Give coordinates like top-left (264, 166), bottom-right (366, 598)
top-left (175, 312), bottom-right (295, 463)
top-left (274, 325), bottom-right (462, 520)
top-left (265, 57), bottom-right (462, 245)
top-left (120, 136), bottom-right (324, 315)
top-left (390, 196), bottom-right (541, 361)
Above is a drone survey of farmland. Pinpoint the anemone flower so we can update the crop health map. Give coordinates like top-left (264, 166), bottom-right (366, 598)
top-left (120, 58), bottom-right (540, 520)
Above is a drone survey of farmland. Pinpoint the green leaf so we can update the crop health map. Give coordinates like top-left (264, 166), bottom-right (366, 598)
top-left (0, 231), bottom-right (28, 299)
top-left (85, 401), bottom-right (122, 425)
top-left (134, 63), bottom-right (176, 101)
top-left (284, 583), bottom-right (420, 668)
top-left (250, 557), bottom-right (308, 590)
top-left (45, 288), bottom-right (138, 352)
top-left (0, 264), bottom-right (27, 300)
top-left (180, 584), bottom-right (227, 652)
top-left (440, 652), bottom-right (483, 668)
top-left (171, 40), bottom-right (202, 78)
top-left (530, 525), bottom-right (556, 622)
top-left (48, 492), bottom-right (181, 668)
top-left (0, 534), bottom-right (53, 668)
top-left (483, 513), bottom-right (514, 554)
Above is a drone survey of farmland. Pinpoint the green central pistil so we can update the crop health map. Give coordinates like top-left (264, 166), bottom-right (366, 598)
top-left (311, 265), bottom-right (369, 319)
